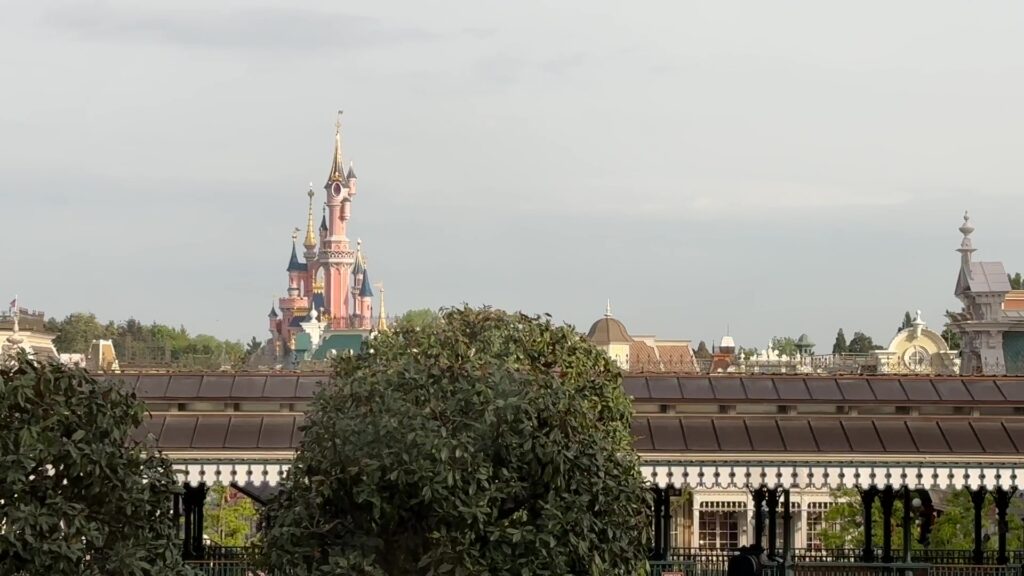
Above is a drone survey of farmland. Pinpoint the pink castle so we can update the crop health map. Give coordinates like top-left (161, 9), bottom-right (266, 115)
top-left (267, 113), bottom-right (381, 363)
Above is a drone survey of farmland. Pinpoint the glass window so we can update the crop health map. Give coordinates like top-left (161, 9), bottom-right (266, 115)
top-left (805, 502), bottom-right (832, 550)
top-left (698, 502), bottom-right (743, 550)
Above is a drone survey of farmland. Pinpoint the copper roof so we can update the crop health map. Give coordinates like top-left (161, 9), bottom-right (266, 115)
top-left (586, 317), bottom-right (632, 345)
top-left (143, 413), bottom-right (1024, 457)
top-left (623, 375), bottom-right (1024, 404)
top-left (632, 416), bottom-right (1023, 456)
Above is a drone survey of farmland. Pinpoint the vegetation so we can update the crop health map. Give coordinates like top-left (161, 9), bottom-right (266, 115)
top-left (846, 331), bottom-right (883, 354)
top-left (393, 308), bottom-right (441, 329)
top-left (204, 485), bottom-right (259, 547)
top-left (0, 353), bottom-right (190, 575)
top-left (821, 488), bottom-right (1024, 551)
top-left (771, 336), bottom-right (800, 358)
top-left (1009, 272), bottom-right (1023, 290)
top-left (694, 340), bottom-right (712, 359)
top-left (942, 310), bottom-right (963, 350)
top-left (261, 306), bottom-right (651, 576)
top-left (899, 311), bottom-right (914, 333)
top-left (44, 312), bottom-right (250, 368)
top-left (832, 329), bottom-right (848, 354)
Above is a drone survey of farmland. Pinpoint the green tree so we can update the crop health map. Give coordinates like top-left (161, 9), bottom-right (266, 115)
top-left (820, 488), bottom-right (1024, 552)
top-left (694, 340), bottom-right (712, 359)
top-left (771, 336), bottom-right (799, 358)
top-left (847, 332), bottom-right (882, 354)
top-left (0, 353), bottom-right (190, 575)
top-left (832, 329), bottom-right (849, 354)
top-left (261, 306), bottom-right (651, 576)
top-left (900, 311), bottom-right (914, 333)
top-left (246, 336), bottom-right (263, 356)
top-left (394, 308), bottom-right (440, 329)
top-left (1008, 273), bottom-right (1023, 290)
top-left (48, 312), bottom-right (110, 354)
top-left (942, 311), bottom-right (963, 350)
top-left (205, 485), bottom-right (259, 546)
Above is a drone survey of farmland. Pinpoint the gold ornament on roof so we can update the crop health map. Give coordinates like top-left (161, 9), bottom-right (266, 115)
top-left (303, 184), bottom-right (317, 250)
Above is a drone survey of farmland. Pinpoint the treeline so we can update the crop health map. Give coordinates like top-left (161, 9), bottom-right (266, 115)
top-left (45, 313), bottom-right (254, 368)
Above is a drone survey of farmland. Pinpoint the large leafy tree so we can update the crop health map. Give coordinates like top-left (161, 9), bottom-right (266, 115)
top-left (0, 354), bottom-right (190, 575)
top-left (847, 332), bottom-right (882, 354)
top-left (394, 308), bottom-right (440, 329)
top-left (262, 306), bottom-right (651, 576)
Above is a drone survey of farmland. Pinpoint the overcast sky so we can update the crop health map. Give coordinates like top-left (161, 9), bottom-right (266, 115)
top-left (2, 0), bottom-right (1023, 350)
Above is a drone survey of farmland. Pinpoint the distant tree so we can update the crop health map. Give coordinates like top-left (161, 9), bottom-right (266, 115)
top-left (832, 329), bottom-right (849, 354)
top-left (0, 354), bottom-right (190, 574)
top-left (821, 488), bottom-right (1024, 551)
top-left (771, 336), bottom-right (799, 358)
top-left (847, 332), bottom-right (882, 354)
top-left (246, 336), bottom-right (263, 356)
top-left (694, 340), bottom-right (712, 359)
top-left (261, 307), bottom-right (651, 575)
top-left (47, 313), bottom-right (249, 368)
top-left (942, 310), bottom-right (963, 350)
top-left (394, 308), bottom-right (440, 329)
top-left (1009, 272), bottom-right (1023, 290)
top-left (205, 485), bottom-right (259, 547)
top-left (48, 312), bottom-right (110, 354)
top-left (899, 311), bottom-right (914, 333)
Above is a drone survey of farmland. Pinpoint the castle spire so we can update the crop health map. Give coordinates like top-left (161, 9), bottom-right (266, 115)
top-left (325, 110), bottom-right (348, 187)
top-left (287, 230), bottom-right (304, 272)
top-left (604, 299), bottom-right (613, 318)
top-left (319, 203), bottom-right (328, 233)
top-left (303, 184), bottom-right (317, 253)
top-left (376, 283), bottom-right (388, 332)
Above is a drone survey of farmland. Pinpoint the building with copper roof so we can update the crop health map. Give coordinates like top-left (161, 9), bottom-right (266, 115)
top-left (585, 302), bottom-right (698, 373)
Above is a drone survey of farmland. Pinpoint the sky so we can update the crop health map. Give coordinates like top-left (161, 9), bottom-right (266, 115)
top-left (2, 0), bottom-right (1023, 351)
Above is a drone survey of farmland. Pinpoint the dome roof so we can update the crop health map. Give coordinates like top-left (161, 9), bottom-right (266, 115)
top-left (586, 316), bottom-right (632, 345)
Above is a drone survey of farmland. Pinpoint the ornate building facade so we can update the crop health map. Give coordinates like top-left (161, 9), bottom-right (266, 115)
top-left (949, 212), bottom-right (1024, 375)
top-left (266, 115), bottom-right (386, 365)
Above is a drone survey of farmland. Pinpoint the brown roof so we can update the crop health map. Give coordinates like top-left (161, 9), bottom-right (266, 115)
top-left (103, 373), bottom-right (328, 401)
top-left (586, 317), bottom-right (632, 345)
top-left (144, 413), bottom-right (1024, 458)
top-left (623, 375), bottom-right (1024, 405)
top-left (632, 416), bottom-right (1024, 456)
top-left (139, 414), bottom-right (305, 450)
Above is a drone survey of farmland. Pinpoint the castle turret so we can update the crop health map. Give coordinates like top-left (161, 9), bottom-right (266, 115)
top-left (357, 269), bottom-right (374, 329)
top-left (320, 111), bottom-right (355, 328)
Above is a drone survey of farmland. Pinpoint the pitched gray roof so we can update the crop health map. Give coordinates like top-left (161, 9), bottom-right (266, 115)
top-left (958, 261), bottom-right (1011, 294)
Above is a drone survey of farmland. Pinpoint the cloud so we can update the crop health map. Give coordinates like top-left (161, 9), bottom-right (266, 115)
top-left (47, 2), bottom-right (435, 51)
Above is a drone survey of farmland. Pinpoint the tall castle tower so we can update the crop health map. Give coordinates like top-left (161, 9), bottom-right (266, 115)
top-left (267, 113), bottom-right (378, 363)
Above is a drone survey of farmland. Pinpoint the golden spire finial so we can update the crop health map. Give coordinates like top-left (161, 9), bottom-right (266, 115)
top-left (303, 184), bottom-right (317, 250)
top-left (375, 282), bottom-right (388, 332)
top-left (325, 110), bottom-right (346, 186)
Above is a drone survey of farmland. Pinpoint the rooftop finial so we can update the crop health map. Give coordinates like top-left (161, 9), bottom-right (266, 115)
top-left (292, 228), bottom-right (299, 242)
top-left (303, 185), bottom-right (317, 251)
top-left (326, 111), bottom-right (347, 187)
top-left (957, 210), bottom-right (977, 276)
top-left (604, 299), bottom-right (612, 318)
top-left (375, 283), bottom-right (388, 332)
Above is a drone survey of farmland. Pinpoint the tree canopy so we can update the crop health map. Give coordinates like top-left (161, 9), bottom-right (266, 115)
top-left (44, 312), bottom-right (248, 369)
top-left (0, 353), bottom-right (190, 575)
top-left (832, 329), bottom-right (848, 354)
top-left (394, 308), bottom-right (441, 329)
top-left (771, 336), bottom-right (800, 358)
top-left (846, 331), bottom-right (883, 354)
top-left (262, 306), bottom-right (651, 576)
top-left (821, 488), bottom-right (1024, 552)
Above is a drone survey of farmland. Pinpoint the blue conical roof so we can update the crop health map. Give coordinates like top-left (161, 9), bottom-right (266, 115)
top-left (286, 242), bottom-right (305, 272)
top-left (359, 270), bottom-right (374, 298)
